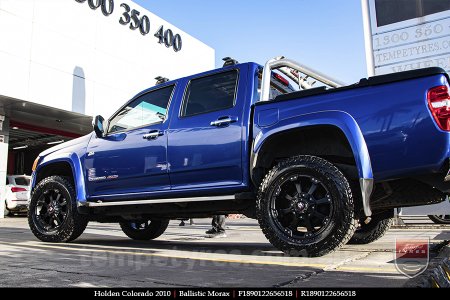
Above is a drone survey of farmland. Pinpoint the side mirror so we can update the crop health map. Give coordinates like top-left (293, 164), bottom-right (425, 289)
top-left (93, 115), bottom-right (105, 138)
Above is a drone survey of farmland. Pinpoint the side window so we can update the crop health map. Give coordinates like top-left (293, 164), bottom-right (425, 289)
top-left (108, 85), bottom-right (174, 134)
top-left (181, 70), bottom-right (238, 117)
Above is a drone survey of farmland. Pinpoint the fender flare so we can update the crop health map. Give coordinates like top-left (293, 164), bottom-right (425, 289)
top-left (33, 152), bottom-right (87, 205)
top-left (252, 110), bottom-right (373, 217)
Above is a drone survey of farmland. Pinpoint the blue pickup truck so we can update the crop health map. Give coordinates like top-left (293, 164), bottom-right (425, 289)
top-left (28, 57), bottom-right (450, 257)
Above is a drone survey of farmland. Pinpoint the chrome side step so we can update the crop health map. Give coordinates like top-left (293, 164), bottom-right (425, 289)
top-left (85, 195), bottom-right (236, 207)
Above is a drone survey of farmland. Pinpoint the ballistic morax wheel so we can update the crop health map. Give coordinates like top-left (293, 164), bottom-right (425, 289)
top-left (28, 176), bottom-right (88, 242)
top-left (257, 155), bottom-right (356, 257)
top-left (120, 219), bottom-right (170, 240)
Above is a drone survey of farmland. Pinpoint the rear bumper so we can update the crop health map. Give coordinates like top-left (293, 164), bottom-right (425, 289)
top-left (6, 200), bottom-right (28, 211)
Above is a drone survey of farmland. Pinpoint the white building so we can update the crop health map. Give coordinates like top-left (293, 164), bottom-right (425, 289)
top-left (0, 0), bottom-right (214, 217)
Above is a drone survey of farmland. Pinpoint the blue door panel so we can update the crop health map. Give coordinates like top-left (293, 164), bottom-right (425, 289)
top-left (85, 125), bottom-right (169, 196)
top-left (168, 116), bottom-right (243, 189)
top-left (168, 67), bottom-right (247, 189)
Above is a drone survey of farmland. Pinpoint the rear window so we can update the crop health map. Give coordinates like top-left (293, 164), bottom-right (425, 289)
top-left (14, 177), bottom-right (30, 186)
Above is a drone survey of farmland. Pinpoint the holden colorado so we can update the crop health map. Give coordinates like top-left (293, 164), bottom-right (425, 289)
top-left (28, 57), bottom-right (450, 257)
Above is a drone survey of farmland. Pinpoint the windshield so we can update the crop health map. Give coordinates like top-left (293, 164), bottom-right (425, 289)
top-left (108, 86), bottom-right (174, 134)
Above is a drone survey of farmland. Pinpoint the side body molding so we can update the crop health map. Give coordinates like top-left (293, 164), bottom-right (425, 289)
top-left (252, 110), bottom-right (373, 217)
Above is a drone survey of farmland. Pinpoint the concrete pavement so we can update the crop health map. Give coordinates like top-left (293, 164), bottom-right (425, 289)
top-left (0, 216), bottom-right (448, 287)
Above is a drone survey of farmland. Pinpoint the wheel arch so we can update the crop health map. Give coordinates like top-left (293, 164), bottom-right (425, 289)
top-left (33, 153), bottom-right (87, 204)
top-left (251, 110), bottom-right (373, 216)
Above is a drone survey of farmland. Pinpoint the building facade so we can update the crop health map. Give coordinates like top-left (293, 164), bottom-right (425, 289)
top-left (0, 0), bottom-right (215, 217)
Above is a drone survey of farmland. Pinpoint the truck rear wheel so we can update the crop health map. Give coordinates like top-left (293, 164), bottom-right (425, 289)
top-left (120, 219), bottom-right (170, 240)
top-left (28, 176), bottom-right (88, 242)
top-left (257, 155), bottom-right (356, 257)
top-left (348, 210), bottom-right (393, 244)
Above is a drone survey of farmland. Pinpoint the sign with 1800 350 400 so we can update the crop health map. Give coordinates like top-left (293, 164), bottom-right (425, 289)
top-left (74, 0), bottom-right (183, 52)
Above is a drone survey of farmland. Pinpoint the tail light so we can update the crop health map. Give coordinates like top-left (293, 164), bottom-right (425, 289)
top-left (11, 187), bottom-right (26, 193)
top-left (427, 85), bottom-right (450, 131)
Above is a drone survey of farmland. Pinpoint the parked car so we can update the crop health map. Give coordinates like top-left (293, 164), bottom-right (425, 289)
top-left (428, 215), bottom-right (450, 224)
top-left (399, 197), bottom-right (450, 224)
top-left (27, 57), bottom-right (450, 257)
top-left (4, 175), bottom-right (31, 216)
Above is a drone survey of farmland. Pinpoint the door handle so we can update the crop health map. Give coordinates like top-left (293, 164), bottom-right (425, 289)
top-left (143, 130), bottom-right (164, 140)
top-left (210, 116), bottom-right (238, 127)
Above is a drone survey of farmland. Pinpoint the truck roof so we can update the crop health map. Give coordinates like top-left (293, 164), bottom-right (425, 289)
top-left (134, 62), bottom-right (262, 99)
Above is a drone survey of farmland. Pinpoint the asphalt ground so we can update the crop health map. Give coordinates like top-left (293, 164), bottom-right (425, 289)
top-left (0, 216), bottom-right (448, 288)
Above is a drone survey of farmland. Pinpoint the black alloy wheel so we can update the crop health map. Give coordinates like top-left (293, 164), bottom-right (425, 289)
top-left (28, 176), bottom-right (88, 242)
top-left (33, 188), bottom-right (69, 233)
top-left (257, 155), bottom-right (356, 257)
top-left (269, 174), bottom-right (333, 241)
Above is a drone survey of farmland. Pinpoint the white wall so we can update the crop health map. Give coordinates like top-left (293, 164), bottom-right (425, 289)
top-left (0, 0), bottom-right (215, 118)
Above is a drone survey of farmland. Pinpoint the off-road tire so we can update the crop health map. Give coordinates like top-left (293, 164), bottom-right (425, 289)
top-left (257, 155), bottom-right (356, 257)
top-left (348, 211), bottom-right (393, 244)
top-left (120, 219), bottom-right (170, 240)
top-left (28, 176), bottom-right (88, 242)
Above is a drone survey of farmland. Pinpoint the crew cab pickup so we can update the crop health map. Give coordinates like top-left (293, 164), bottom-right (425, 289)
top-left (28, 57), bottom-right (450, 256)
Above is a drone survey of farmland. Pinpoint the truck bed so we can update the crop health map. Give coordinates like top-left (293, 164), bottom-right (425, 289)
top-left (253, 67), bottom-right (450, 182)
top-left (268, 67), bottom-right (449, 103)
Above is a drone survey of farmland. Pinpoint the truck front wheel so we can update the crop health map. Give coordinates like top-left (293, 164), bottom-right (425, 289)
top-left (257, 155), bottom-right (356, 257)
top-left (28, 176), bottom-right (88, 242)
top-left (120, 219), bottom-right (170, 240)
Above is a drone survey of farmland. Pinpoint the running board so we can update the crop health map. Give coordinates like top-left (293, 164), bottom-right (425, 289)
top-left (85, 195), bottom-right (236, 208)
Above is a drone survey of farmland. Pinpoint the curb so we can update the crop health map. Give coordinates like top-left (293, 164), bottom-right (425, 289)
top-left (404, 243), bottom-right (450, 288)
top-left (391, 225), bottom-right (450, 230)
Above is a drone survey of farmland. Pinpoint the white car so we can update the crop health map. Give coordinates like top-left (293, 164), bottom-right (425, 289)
top-left (4, 175), bottom-right (31, 216)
